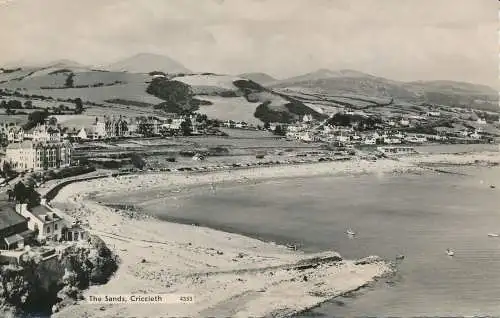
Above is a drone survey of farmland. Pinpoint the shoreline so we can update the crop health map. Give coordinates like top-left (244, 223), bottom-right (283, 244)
top-left (48, 151), bottom-right (499, 317)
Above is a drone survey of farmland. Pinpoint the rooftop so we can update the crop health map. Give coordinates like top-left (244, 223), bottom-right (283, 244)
top-left (6, 140), bottom-right (71, 150)
top-left (29, 205), bottom-right (61, 222)
top-left (0, 204), bottom-right (27, 230)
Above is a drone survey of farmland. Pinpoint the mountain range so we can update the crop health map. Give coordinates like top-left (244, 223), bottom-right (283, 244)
top-left (0, 53), bottom-right (498, 126)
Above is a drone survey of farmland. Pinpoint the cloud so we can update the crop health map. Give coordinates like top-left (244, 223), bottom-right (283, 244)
top-left (0, 0), bottom-right (497, 86)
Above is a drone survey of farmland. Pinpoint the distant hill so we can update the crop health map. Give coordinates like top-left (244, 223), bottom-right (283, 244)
top-left (104, 53), bottom-right (191, 74)
top-left (270, 69), bottom-right (375, 86)
top-left (269, 70), bottom-right (498, 112)
top-left (41, 59), bottom-right (88, 69)
top-left (238, 73), bottom-right (276, 85)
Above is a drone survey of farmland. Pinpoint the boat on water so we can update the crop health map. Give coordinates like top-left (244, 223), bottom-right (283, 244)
top-left (286, 244), bottom-right (298, 251)
top-left (488, 233), bottom-right (499, 237)
top-left (446, 248), bottom-right (455, 257)
top-left (346, 229), bottom-right (356, 236)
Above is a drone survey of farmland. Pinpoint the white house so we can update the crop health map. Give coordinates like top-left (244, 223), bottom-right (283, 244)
top-left (476, 118), bottom-right (487, 125)
top-left (384, 137), bottom-right (402, 144)
top-left (336, 135), bottom-right (350, 143)
top-left (364, 137), bottom-right (377, 145)
top-left (302, 114), bottom-right (313, 123)
top-left (92, 121), bottom-right (107, 139)
top-left (426, 111), bottom-right (441, 117)
top-left (77, 127), bottom-right (89, 140)
top-left (16, 204), bottom-right (65, 241)
top-left (470, 131), bottom-right (481, 139)
top-left (400, 118), bottom-right (410, 126)
top-left (299, 132), bottom-right (316, 142)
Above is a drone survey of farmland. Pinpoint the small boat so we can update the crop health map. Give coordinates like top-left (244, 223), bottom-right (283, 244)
top-left (488, 233), bottom-right (499, 237)
top-left (346, 229), bottom-right (356, 236)
top-left (446, 248), bottom-right (455, 257)
top-left (396, 254), bottom-right (405, 261)
top-left (286, 244), bottom-right (298, 251)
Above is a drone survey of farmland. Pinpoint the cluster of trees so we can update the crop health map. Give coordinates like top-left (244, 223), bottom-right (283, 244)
top-left (8, 182), bottom-right (41, 209)
top-left (23, 110), bottom-right (50, 130)
top-left (147, 79), bottom-right (197, 114)
top-left (326, 113), bottom-right (383, 131)
top-left (254, 101), bottom-right (294, 124)
top-left (0, 99), bottom-right (41, 115)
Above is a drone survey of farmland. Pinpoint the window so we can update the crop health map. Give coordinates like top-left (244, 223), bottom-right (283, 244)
top-left (55, 224), bottom-right (58, 230)
top-left (46, 227), bottom-right (50, 233)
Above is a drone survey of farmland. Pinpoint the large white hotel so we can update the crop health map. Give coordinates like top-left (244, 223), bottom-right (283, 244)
top-left (5, 124), bottom-right (72, 172)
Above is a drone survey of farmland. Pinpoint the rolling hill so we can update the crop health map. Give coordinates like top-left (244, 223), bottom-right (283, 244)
top-left (1, 60), bottom-right (497, 128)
top-left (238, 73), bottom-right (276, 85)
top-left (103, 53), bottom-right (191, 74)
top-left (269, 69), bottom-right (498, 112)
top-left (148, 73), bottom-right (326, 123)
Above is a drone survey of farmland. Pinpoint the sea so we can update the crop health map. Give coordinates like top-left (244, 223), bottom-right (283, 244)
top-left (109, 144), bottom-right (500, 317)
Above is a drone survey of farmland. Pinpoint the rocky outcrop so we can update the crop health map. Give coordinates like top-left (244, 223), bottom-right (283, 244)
top-left (0, 235), bottom-right (118, 316)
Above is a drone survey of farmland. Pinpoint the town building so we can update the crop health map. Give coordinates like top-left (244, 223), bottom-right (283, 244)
top-left (0, 204), bottom-right (33, 250)
top-left (5, 124), bottom-right (72, 172)
top-left (105, 116), bottom-right (128, 138)
top-left (7, 125), bottom-right (24, 143)
top-left (6, 140), bottom-right (72, 172)
top-left (63, 222), bottom-right (88, 242)
top-left (26, 124), bottom-right (62, 143)
top-left (16, 203), bottom-right (65, 242)
top-left (400, 118), bottom-right (410, 126)
top-left (426, 111), bottom-right (441, 117)
top-left (76, 127), bottom-right (91, 140)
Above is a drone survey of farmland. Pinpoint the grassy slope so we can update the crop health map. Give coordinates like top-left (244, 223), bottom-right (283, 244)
top-left (171, 74), bottom-right (324, 123)
top-left (269, 75), bottom-right (498, 112)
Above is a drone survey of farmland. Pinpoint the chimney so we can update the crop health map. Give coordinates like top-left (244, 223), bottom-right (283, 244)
top-left (16, 203), bottom-right (28, 213)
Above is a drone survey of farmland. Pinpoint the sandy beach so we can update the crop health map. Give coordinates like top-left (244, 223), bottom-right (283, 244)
top-left (49, 151), bottom-right (499, 317)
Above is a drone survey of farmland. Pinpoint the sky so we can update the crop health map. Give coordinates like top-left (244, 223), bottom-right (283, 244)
top-left (0, 0), bottom-right (498, 86)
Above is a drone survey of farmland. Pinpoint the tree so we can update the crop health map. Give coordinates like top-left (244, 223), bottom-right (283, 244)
top-left (7, 100), bottom-right (22, 109)
top-left (6, 189), bottom-right (13, 202)
top-left (273, 125), bottom-right (286, 136)
top-left (48, 117), bottom-right (58, 126)
top-left (26, 185), bottom-right (41, 209)
top-left (42, 153), bottom-right (49, 171)
top-left (196, 113), bottom-right (208, 123)
top-left (13, 182), bottom-right (28, 203)
top-left (2, 161), bottom-right (14, 178)
top-left (24, 100), bottom-right (33, 109)
top-left (65, 73), bottom-right (74, 88)
top-left (180, 117), bottom-right (193, 136)
top-left (24, 110), bottom-right (49, 130)
top-left (74, 98), bottom-right (83, 114)
top-left (263, 122), bottom-right (270, 130)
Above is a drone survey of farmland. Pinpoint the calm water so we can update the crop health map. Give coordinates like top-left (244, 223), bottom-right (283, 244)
top-left (132, 166), bottom-right (500, 317)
